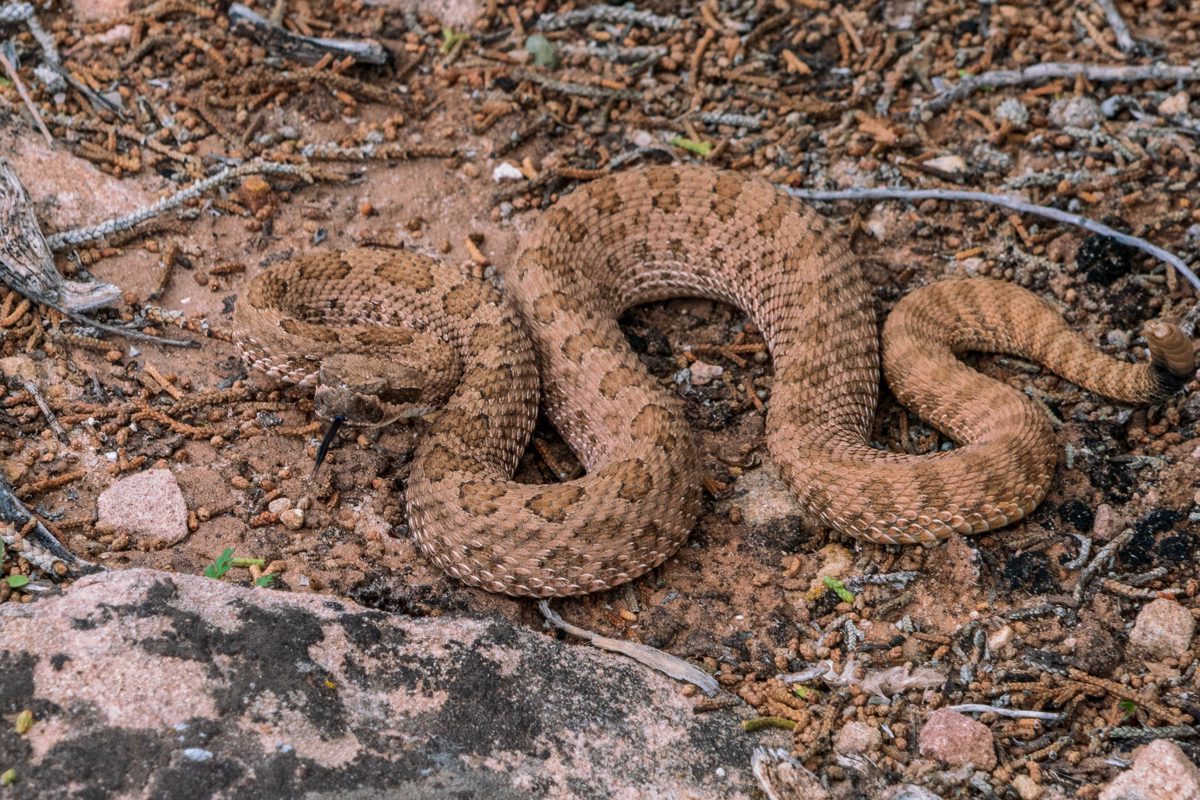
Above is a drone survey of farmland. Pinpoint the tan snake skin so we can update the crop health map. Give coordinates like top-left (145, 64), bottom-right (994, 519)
top-left (235, 165), bottom-right (1195, 597)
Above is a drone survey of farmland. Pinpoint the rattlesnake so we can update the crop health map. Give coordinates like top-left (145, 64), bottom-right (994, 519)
top-left (234, 165), bottom-right (1195, 598)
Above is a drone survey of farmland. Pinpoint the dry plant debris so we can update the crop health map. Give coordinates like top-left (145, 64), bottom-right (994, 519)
top-left (2, 0), bottom-right (1200, 794)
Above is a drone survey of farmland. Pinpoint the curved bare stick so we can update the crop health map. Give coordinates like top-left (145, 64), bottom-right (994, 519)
top-left (782, 184), bottom-right (1200, 296)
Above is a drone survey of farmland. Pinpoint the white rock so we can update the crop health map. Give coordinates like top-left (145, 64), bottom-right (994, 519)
top-left (267, 497), bottom-right (293, 515)
top-left (492, 162), bottom-right (525, 182)
top-left (987, 625), bottom-right (1014, 653)
top-left (279, 508), bottom-right (305, 530)
top-left (923, 155), bottom-right (967, 176)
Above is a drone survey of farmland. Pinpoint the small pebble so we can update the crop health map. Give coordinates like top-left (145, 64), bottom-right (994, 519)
top-left (1158, 91), bottom-right (1190, 117)
top-left (279, 508), bottom-right (305, 530)
top-left (918, 708), bottom-right (996, 770)
top-left (1129, 598), bottom-right (1195, 659)
top-left (994, 97), bottom-right (1030, 130)
top-left (1049, 96), bottom-right (1102, 129)
top-left (492, 163), bottom-right (525, 182)
top-left (688, 361), bottom-right (724, 386)
top-left (267, 497), bottom-right (292, 515)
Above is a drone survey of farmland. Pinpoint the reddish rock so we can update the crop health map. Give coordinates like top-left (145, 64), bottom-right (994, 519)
top-left (918, 708), bottom-right (996, 770)
top-left (1129, 599), bottom-right (1195, 660)
top-left (1099, 739), bottom-right (1200, 800)
top-left (97, 469), bottom-right (188, 546)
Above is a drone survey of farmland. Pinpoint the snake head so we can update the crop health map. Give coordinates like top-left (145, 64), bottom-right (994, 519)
top-left (314, 354), bottom-right (430, 426)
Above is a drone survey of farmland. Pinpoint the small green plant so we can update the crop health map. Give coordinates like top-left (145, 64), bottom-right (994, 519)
top-left (440, 28), bottom-right (469, 54)
top-left (5, 575), bottom-right (29, 589)
top-left (822, 576), bottom-right (855, 603)
top-left (0, 768), bottom-right (15, 786)
top-left (254, 573), bottom-right (277, 588)
top-left (203, 548), bottom-right (235, 579)
top-left (670, 136), bottom-right (713, 157)
top-left (1118, 699), bottom-right (1137, 718)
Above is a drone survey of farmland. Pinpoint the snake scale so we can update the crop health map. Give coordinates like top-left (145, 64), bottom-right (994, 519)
top-left (234, 165), bottom-right (1195, 598)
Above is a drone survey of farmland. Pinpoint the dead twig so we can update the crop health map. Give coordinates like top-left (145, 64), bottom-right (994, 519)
top-left (537, 4), bottom-right (681, 32)
top-left (513, 69), bottom-right (640, 101)
top-left (1094, 0), bottom-right (1140, 55)
top-left (917, 62), bottom-right (1200, 117)
top-left (47, 161), bottom-right (318, 249)
top-left (782, 184), bottom-right (1200, 296)
top-left (0, 49), bottom-right (52, 146)
top-left (0, 477), bottom-right (98, 577)
top-left (0, 158), bottom-right (120, 311)
top-left (21, 379), bottom-right (67, 442)
top-left (227, 3), bottom-right (387, 66)
top-left (538, 600), bottom-right (718, 696)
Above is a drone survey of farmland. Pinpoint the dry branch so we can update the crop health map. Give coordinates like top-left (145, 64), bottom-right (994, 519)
top-left (917, 62), bottom-right (1200, 117)
top-left (783, 184), bottom-right (1200, 297)
top-left (1094, 0), bottom-right (1139, 54)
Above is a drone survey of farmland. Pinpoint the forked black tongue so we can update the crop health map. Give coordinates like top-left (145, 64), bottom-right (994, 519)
top-left (312, 415), bottom-right (347, 478)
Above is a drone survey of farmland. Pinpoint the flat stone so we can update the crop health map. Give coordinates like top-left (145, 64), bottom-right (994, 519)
top-left (0, 569), bottom-right (780, 798)
top-left (97, 469), bottom-right (188, 546)
top-left (267, 497), bottom-right (292, 515)
top-left (834, 720), bottom-right (882, 754)
top-left (370, 0), bottom-right (483, 27)
top-left (71, 0), bottom-right (132, 22)
top-left (1049, 96), bottom-right (1102, 129)
top-left (688, 360), bottom-right (724, 386)
top-left (1129, 599), bottom-right (1195, 660)
top-left (176, 467), bottom-right (237, 517)
top-left (918, 709), bottom-right (996, 770)
top-left (1099, 739), bottom-right (1200, 800)
top-left (1158, 91), bottom-right (1190, 117)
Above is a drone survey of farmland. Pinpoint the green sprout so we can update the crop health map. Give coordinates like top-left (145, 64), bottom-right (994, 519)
top-left (203, 547), bottom-right (235, 579)
top-left (440, 28), bottom-right (470, 54)
top-left (822, 576), bottom-right (855, 603)
top-left (670, 136), bottom-right (713, 157)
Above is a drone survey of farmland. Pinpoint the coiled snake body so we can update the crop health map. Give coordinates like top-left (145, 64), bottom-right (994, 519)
top-left (235, 166), bottom-right (1195, 597)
